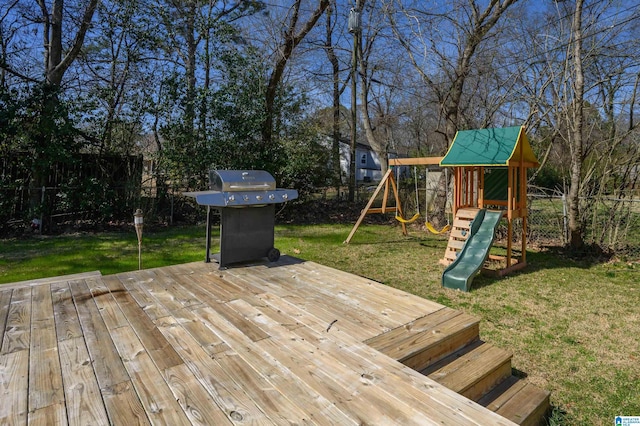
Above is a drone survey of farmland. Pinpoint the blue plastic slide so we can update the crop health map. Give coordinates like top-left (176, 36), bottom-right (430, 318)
top-left (442, 209), bottom-right (503, 292)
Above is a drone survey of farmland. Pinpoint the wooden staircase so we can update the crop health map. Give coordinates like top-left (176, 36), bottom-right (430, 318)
top-left (365, 307), bottom-right (550, 426)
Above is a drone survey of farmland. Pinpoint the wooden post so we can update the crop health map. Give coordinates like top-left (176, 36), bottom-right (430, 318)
top-left (453, 167), bottom-right (460, 215)
top-left (465, 168), bottom-right (471, 207)
top-left (520, 155), bottom-right (527, 265)
top-left (381, 174), bottom-right (390, 213)
top-left (388, 172), bottom-right (407, 236)
top-left (506, 166), bottom-right (514, 267)
top-left (478, 167), bottom-right (485, 208)
top-left (345, 168), bottom-right (405, 244)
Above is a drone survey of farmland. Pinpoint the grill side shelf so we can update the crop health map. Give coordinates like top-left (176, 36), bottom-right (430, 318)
top-left (184, 190), bottom-right (298, 207)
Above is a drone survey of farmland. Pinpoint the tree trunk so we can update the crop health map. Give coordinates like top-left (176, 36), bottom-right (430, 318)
top-left (185, 2), bottom-right (197, 129)
top-left (325, 2), bottom-right (342, 193)
top-left (430, 42), bottom-right (482, 227)
top-left (358, 91), bottom-right (388, 173)
top-left (430, 44), bottom-right (475, 226)
top-left (356, 0), bottom-right (390, 176)
top-left (568, 0), bottom-right (585, 250)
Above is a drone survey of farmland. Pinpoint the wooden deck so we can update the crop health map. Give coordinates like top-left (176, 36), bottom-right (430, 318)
top-left (0, 257), bottom-right (528, 425)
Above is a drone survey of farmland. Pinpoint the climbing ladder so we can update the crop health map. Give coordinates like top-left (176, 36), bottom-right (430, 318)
top-left (440, 207), bottom-right (480, 266)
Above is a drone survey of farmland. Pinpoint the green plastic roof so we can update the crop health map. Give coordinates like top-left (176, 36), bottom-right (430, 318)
top-left (440, 126), bottom-right (539, 167)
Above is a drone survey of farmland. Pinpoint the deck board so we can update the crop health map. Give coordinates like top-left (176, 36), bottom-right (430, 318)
top-left (28, 401), bottom-right (68, 425)
top-left (0, 257), bottom-right (516, 425)
top-left (0, 351), bottom-right (29, 425)
top-left (0, 290), bottom-right (12, 350)
top-left (68, 279), bottom-right (130, 390)
top-left (29, 285), bottom-right (64, 412)
top-left (51, 282), bottom-right (83, 341)
top-left (58, 336), bottom-right (109, 425)
top-left (1, 287), bottom-right (31, 355)
top-left (157, 313), bottom-right (269, 424)
top-left (101, 380), bottom-right (150, 425)
top-left (85, 277), bottom-right (129, 330)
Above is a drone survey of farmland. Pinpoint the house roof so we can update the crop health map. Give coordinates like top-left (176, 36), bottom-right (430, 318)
top-left (440, 126), bottom-right (539, 167)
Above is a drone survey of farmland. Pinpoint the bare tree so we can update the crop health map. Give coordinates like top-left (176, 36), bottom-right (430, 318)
top-left (153, 1), bottom-right (260, 142)
top-left (262, 0), bottom-right (331, 148)
top-left (0, 1), bottom-right (21, 88)
top-left (0, 1), bottom-right (99, 86)
top-left (572, 2), bottom-right (640, 250)
top-left (388, 0), bottom-right (520, 226)
top-left (508, 0), bottom-right (640, 251)
top-left (37, 0), bottom-right (99, 87)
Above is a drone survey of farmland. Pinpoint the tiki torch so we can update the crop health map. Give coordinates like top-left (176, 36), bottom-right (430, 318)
top-left (134, 209), bottom-right (143, 270)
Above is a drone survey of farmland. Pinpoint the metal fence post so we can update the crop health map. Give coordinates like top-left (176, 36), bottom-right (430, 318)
top-left (40, 186), bottom-right (45, 232)
top-left (562, 192), bottom-right (568, 244)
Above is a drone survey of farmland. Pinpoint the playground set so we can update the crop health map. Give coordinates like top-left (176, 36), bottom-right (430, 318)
top-left (345, 126), bottom-right (539, 291)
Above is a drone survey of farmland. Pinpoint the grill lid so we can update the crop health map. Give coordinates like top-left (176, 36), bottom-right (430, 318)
top-left (209, 170), bottom-right (276, 192)
top-left (185, 169), bottom-right (298, 207)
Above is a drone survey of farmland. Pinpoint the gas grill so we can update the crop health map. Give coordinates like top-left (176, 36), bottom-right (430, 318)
top-left (184, 170), bottom-right (298, 267)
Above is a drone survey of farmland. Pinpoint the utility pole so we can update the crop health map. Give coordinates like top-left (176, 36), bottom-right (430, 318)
top-left (348, 6), bottom-right (361, 202)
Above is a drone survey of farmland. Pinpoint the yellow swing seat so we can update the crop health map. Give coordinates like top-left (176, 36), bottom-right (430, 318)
top-left (395, 213), bottom-right (420, 224)
top-left (426, 221), bottom-right (451, 235)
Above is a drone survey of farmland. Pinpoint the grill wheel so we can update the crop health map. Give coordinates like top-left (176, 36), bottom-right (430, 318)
top-left (267, 248), bottom-right (281, 262)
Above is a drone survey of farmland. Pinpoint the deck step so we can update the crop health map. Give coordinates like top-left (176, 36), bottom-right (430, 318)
top-left (364, 308), bottom-right (480, 371)
top-left (366, 306), bottom-right (550, 426)
top-left (421, 340), bottom-right (513, 401)
top-left (478, 376), bottom-right (551, 426)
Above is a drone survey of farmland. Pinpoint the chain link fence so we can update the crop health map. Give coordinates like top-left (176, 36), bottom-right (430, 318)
top-left (497, 188), bottom-right (640, 260)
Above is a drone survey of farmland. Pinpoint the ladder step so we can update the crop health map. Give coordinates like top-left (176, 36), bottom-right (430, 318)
top-left (444, 250), bottom-right (459, 261)
top-left (455, 208), bottom-right (481, 220)
top-left (449, 229), bottom-right (469, 240)
top-left (452, 217), bottom-right (473, 228)
top-left (423, 341), bottom-right (513, 401)
top-left (447, 239), bottom-right (466, 250)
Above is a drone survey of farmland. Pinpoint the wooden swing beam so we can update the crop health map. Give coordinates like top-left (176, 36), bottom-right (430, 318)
top-left (344, 157), bottom-right (443, 244)
top-left (389, 157), bottom-right (443, 166)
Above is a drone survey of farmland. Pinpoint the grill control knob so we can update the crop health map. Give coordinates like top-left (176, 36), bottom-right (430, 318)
top-left (228, 195), bottom-right (235, 202)
top-left (256, 195), bottom-right (263, 201)
top-left (282, 194), bottom-right (288, 200)
top-left (243, 195), bottom-right (249, 201)
top-left (269, 194), bottom-right (275, 200)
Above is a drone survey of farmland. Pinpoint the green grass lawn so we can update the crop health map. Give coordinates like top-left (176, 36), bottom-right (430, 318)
top-left (0, 226), bottom-right (205, 282)
top-left (1, 223), bottom-right (639, 425)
